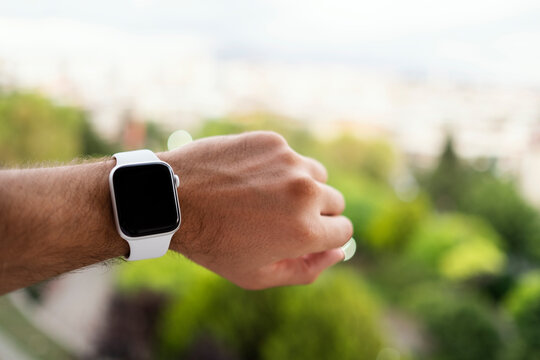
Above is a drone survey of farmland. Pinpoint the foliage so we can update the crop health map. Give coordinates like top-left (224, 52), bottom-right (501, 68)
top-left (505, 272), bottom-right (540, 357)
top-left (405, 284), bottom-right (503, 360)
top-left (422, 136), bottom-right (469, 211)
top-left (459, 175), bottom-right (540, 258)
top-left (420, 135), bottom-right (540, 260)
top-left (362, 193), bottom-right (429, 252)
top-left (116, 251), bottom-right (215, 298)
top-left (117, 254), bottom-right (384, 360)
top-left (0, 91), bottom-right (116, 166)
top-left (258, 270), bottom-right (383, 360)
top-left (406, 214), bottom-right (505, 281)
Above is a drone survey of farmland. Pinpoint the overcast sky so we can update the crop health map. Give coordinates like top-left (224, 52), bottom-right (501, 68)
top-left (1, 0), bottom-right (540, 85)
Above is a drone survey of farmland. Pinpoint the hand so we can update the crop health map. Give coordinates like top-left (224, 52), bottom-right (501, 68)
top-left (161, 131), bottom-right (353, 289)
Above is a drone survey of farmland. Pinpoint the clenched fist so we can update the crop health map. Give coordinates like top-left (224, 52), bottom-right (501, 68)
top-left (161, 131), bottom-right (353, 289)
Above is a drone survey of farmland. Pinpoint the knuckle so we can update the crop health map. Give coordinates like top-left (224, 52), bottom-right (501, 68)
top-left (279, 149), bottom-right (300, 166)
top-left (307, 156), bottom-right (328, 177)
top-left (287, 175), bottom-right (319, 198)
top-left (253, 131), bottom-right (288, 148)
top-left (318, 166), bottom-right (329, 182)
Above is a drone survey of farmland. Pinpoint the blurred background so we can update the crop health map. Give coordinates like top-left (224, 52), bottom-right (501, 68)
top-left (1, 1), bottom-right (540, 359)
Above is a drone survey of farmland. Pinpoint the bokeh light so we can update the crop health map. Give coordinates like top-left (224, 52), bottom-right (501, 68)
top-left (167, 130), bottom-right (193, 151)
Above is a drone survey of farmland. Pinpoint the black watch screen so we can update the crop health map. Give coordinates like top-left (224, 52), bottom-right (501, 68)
top-left (112, 163), bottom-right (180, 237)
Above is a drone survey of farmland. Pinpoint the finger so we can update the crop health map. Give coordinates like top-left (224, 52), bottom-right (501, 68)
top-left (300, 155), bottom-right (328, 183)
top-left (317, 215), bottom-right (354, 251)
top-left (272, 248), bottom-right (345, 286)
top-left (318, 183), bottom-right (346, 216)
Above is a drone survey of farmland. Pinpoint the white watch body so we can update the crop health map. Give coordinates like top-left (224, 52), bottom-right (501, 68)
top-left (109, 149), bottom-right (181, 261)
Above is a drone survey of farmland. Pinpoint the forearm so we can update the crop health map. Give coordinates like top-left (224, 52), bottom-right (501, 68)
top-left (0, 159), bottom-right (128, 294)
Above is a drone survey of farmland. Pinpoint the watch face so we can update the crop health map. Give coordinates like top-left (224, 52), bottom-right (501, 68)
top-left (112, 163), bottom-right (180, 237)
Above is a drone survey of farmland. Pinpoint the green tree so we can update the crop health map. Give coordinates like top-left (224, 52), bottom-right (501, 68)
top-left (405, 284), bottom-right (503, 360)
top-left (0, 91), bottom-right (116, 166)
top-left (421, 134), bottom-right (540, 260)
top-left (459, 175), bottom-right (540, 258)
top-left (422, 136), bottom-right (470, 211)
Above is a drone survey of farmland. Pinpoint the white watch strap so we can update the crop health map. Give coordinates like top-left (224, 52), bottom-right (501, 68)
top-left (126, 234), bottom-right (173, 261)
top-left (112, 149), bottom-right (174, 261)
top-left (114, 149), bottom-right (159, 165)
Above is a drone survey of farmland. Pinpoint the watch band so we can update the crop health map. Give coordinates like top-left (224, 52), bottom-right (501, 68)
top-left (114, 149), bottom-right (159, 165)
top-left (112, 149), bottom-right (174, 261)
top-left (125, 233), bottom-right (172, 261)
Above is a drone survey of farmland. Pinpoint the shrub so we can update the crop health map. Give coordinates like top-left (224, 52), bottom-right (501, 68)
top-left (139, 263), bottom-right (386, 360)
top-left (259, 269), bottom-right (384, 360)
top-left (405, 284), bottom-right (503, 360)
top-left (505, 271), bottom-right (540, 358)
top-left (406, 214), bottom-right (506, 281)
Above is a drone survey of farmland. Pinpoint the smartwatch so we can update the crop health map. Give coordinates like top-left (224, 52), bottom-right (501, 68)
top-left (109, 149), bottom-right (181, 261)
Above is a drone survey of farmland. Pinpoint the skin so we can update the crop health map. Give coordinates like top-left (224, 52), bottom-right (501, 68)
top-left (0, 131), bottom-right (352, 295)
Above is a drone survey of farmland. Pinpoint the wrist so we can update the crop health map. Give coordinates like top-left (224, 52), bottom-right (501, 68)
top-left (94, 158), bottom-right (131, 259)
top-left (157, 147), bottom-right (199, 257)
